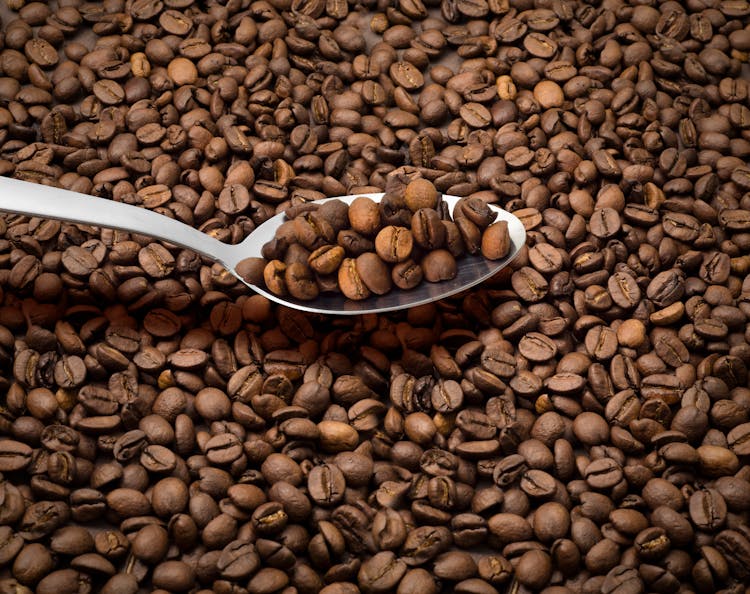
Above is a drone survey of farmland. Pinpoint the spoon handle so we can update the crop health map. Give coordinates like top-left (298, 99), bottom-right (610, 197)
top-left (0, 176), bottom-right (238, 266)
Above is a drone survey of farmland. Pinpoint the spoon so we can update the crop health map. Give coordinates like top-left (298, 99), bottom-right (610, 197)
top-left (0, 175), bottom-right (526, 315)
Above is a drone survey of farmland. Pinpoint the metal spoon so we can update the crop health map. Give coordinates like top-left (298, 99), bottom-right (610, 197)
top-left (0, 176), bottom-right (526, 315)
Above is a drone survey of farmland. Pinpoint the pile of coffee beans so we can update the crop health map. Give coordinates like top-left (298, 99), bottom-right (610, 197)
top-left (1, 0), bottom-right (750, 593)
top-left (235, 178), bottom-right (511, 301)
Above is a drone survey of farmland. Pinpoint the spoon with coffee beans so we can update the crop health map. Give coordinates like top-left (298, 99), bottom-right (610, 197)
top-left (0, 175), bottom-right (525, 314)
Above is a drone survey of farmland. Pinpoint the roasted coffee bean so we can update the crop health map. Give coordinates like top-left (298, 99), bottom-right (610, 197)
top-left (375, 226), bottom-right (413, 263)
top-left (608, 272), bottom-right (641, 309)
top-left (338, 257), bottom-right (371, 301)
top-left (422, 250), bottom-right (457, 282)
top-left (481, 221), bottom-right (511, 261)
top-left (358, 551), bottom-right (407, 592)
top-left (308, 463), bottom-right (346, 506)
top-left (518, 332), bottom-right (557, 362)
top-left (356, 253), bottom-right (392, 296)
top-left (392, 259), bottom-right (423, 290)
top-left (0, 440), bottom-right (32, 471)
top-left (390, 61), bottom-right (424, 91)
top-left (401, 526), bottom-right (452, 565)
top-left (689, 488), bottom-right (727, 531)
top-left (412, 208), bottom-right (446, 250)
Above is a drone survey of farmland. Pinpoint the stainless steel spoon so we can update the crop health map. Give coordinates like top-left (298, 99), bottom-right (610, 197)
top-left (0, 175), bottom-right (526, 315)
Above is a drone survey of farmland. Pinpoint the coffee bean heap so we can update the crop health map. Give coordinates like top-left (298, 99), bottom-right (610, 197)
top-left (235, 178), bottom-right (511, 301)
top-left (1, 0), bottom-right (750, 594)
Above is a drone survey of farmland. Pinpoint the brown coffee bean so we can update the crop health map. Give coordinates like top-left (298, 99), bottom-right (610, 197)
top-left (132, 524), bottom-right (168, 564)
top-left (688, 488), bottom-right (727, 531)
top-left (36, 569), bottom-right (90, 594)
top-left (348, 197), bottom-right (381, 236)
top-left (401, 526), bottom-right (451, 565)
top-left (404, 179), bottom-right (438, 211)
top-left (528, 242), bottom-right (562, 273)
top-left (308, 463), bottom-right (346, 506)
top-left (0, 440), bottom-right (32, 471)
top-left (25, 39), bottom-right (58, 68)
top-left (512, 267), bottom-right (549, 302)
top-left (590, 208), bottom-right (621, 238)
top-left (422, 249), bottom-right (457, 283)
top-left (375, 226), bottom-right (413, 263)
top-left (390, 61), bottom-right (424, 91)
top-left (356, 551), bottom-right (406, 592)
top-left (585, 458), bottom-right (623, 489)
top-left (481, 220), bottom-right (511, 261)
top-left (263, 260), bottom-right (287, 296)
top-left (338, 257), bottom-right (371, 300)
top-left (714, 530), bottom-right (750, 580)
top-left (392, 259), bottom-right (423, 290)
top-left (138, 243), bottom-right (175, 278)
top-left (518, 332), bottom-right (557, 362)
top-left (284, 262), bottom-right (319, 301)
top-left (456, 216), bottom-right (482, 255)
top-left (516, 549), bottom-right (553, 590)
top-left (152, 560), bottom-right (195, 592)
top-left (308, 245), bottom-right (345, 275)
top-left (93, 80), bottom-right (125, 105)
top-left (355, 252), bottom-right (392, 296)
top-left (412, 208), bottom-right (446, 250)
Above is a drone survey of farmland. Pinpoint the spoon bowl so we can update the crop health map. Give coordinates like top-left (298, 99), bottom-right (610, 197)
top-left (233, 193), bottom-right (526, 314)
top-left (0, 176), bottom-right (525, 315)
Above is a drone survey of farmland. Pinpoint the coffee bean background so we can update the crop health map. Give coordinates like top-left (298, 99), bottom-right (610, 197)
top-left (1, 0), bottom-right (750, 593)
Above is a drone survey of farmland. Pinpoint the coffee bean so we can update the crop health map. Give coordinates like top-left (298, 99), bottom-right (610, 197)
top-left (390, 61), bottom-right (424, 91)
top-left (480, 220), bottom-right (510, 261)
top-left (36, 569), bottom-right (91, 594)
top-left (520, 469), bottom-right (556, 498)
top-left (375, 226), bottom-right (413, 263)
top-left (24, 39), bottom-right (58, 68)
top-left (356, 253), bottom-right (392, 296)
top-left (0, 440), bottom-right (32, 471)
top-left (528, 242), bottom-right (562, 273)
top-left (512, 267), bottom-right (549, 302)
top-left (585, 458), bottom-right (623, 490)
top-left (689, 488), bottom-right (727, 531)
top-left (358, 551), bottom-right (407, 592)
top-left (338, 257), bottom-right (371, 301)
top-left (411, 208), bottom-right (446, 250)
top-left (456, 216), bottom-right (482, 255)
top-left (608, 272), bottom-right (641, 309)
top-left (518, 332), bottom-right (557, 362)
top-left (590, 208), bottom-right (621, 239)
top-left (715, 530), bottom-right (750, 579)
top-left (422, 249), bottom-right (457, 282)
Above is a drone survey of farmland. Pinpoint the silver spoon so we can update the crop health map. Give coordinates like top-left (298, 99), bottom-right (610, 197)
top-left (0, 175), bottom-right (526, 315)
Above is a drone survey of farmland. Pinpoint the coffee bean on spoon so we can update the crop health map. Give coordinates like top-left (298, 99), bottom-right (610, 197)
top-left (375, 226), bottom-right (413, 263)
top-left (285, 262), bottom-right (319, 301)
top-left (338, 257), bottom-right (371, 301)
top-left (356, 253), bottom-right (392, 296)
top-left (308, 245), bottom-right (345, 275)
top-left (481, 221), bottom-right (511, 261)
top-left (404, 178), bottom-right (439, 212)
top-left (412, 208), bottom-right (447, 250)
top-left (422, 250), bottom-right (458, 283)
top-left (392, 259), bottom-right (424, 290)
